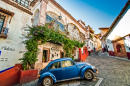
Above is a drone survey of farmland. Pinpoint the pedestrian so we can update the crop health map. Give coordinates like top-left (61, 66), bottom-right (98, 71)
top-left (88, 47), bottom-right (91, 56)
top-left (94, 47), bottom-right (96, 52)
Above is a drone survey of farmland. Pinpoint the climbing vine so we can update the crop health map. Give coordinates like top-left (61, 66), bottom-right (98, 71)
top-left (20, 24), bottom-right (84, 70)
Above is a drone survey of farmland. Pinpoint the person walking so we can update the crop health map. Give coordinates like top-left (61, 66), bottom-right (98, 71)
top-left (94, 47), bottom-right (96, 52)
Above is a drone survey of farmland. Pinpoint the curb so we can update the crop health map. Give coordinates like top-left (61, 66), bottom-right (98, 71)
top-left (109, 56), bottom-right (130, 61)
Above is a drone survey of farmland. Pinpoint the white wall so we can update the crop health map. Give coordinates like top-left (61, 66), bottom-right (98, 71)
top-left (0, 1), bottom-right (33, 71)
top-left (124, 36), bottom-right (130, 52)
top-left (106, 5), bottom-right (130, 52)
top-left (47, 2), bottom-right (86, 35)
top-left (107, 6), bottom-right (130, 40)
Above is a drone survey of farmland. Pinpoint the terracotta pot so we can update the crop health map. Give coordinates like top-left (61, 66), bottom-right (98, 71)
top-left (19, 69), bottom-right (38, 85)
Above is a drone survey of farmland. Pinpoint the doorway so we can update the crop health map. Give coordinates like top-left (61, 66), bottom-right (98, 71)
top-left (43, 50), bottom-right (48, 62)
top-left (116, 44), bottom-right (122, 53)
top-left (60, 51), bottom-right (64, 58)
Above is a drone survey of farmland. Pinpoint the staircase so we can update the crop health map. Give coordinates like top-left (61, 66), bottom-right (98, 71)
top-left (91, 49), bottom-right (109, 57)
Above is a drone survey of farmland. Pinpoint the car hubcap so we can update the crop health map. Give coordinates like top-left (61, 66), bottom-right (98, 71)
top-left (85, 71), bottom-right (92, 79)
top-left (44, 78), bottom-right (51, 86)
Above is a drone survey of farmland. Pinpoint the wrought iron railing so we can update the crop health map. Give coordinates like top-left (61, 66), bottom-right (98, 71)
top-left (13, 0), bottom-right (29, 8)
top-left (0, 27), bottom-right (9, 38)
top-left (46, 15), bottom-right (65, 32)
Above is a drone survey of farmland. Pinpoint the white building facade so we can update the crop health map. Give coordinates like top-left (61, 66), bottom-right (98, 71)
top-left (0, 0), bottom-right (89, 71)
top-left (104, 1), bottom-right (130, 59)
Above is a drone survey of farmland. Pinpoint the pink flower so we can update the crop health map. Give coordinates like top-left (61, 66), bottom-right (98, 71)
top-left (34, 33), bottom-right (37, 35)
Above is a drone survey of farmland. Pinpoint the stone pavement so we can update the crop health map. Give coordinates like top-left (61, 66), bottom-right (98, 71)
top-left (88, 52), bottom-right (130, 86)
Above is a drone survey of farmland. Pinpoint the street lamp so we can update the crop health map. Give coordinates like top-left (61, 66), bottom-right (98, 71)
top-left (58, 14), bottom-right (62, 20)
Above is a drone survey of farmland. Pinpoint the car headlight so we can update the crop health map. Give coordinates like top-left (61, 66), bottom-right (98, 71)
top-left (92, 66), bottom-right (95, 69)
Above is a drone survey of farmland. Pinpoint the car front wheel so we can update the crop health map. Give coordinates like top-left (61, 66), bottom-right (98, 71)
top-left (84, 69), bottom-right (94, 81)
top-left (42, 76), bottom-right (53, 86)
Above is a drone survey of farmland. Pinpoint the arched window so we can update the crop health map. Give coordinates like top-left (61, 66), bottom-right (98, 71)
top-left (116, 44), bottom-right (122, 53)
top-left (33, 10), bottom-right (39, 26)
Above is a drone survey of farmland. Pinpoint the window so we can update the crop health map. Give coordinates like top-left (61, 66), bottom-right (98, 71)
top-left (13, 0), bottom-right (29, 8)
top-left (61, 52), bottom-right (64, 58)
top-left (50, 62), bottom-right (60, 69)
top-left (33, 10), bottom-right (39, 26)
top-left (0, 14), bottom-right (6, 34)
top-left (43, 50), bottom-right (48, 62)
top-left (61, 60), bottom-right (75, 67)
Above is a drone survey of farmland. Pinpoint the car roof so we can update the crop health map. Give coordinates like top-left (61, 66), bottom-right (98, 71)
top-left (49, 58), bottom-right (72, 64)
top-left (53, 57), bottom-right (72, 62)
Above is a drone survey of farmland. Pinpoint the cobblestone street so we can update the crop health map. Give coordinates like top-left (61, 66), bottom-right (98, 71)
top-left (15, 52), bottom-right (130, 86)
top-left (87, 52), bottom-right (130, 86)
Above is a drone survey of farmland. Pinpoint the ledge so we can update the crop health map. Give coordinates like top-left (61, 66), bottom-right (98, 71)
top-left (1, 0), bottom-right (33, 15)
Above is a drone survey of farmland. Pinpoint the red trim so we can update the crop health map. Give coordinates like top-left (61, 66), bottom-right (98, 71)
top-left (127, 52), bottom-right (130, 59)
top-left (48, 49), bottom-right (50, 61)
top-left (102, 48), bottom-right (104, 52)
top-left (108, 51), bottom-right (115, 56)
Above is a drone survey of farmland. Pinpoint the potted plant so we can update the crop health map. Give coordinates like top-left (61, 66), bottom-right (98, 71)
top-left (18, 28), bottom-right (39, 85)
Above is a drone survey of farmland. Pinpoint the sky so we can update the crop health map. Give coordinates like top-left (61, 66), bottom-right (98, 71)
top-left (55, 0), bottom-right (128, 34)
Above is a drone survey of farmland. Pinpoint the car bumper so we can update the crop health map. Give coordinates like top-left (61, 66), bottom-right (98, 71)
top-left (93, 68), bottom-right (98, 73)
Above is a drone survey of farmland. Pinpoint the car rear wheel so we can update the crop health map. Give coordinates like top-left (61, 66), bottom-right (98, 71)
top-left (84, 69), bottom-right (94, 81)
top-left (42, 76), bottom-right (53, 86)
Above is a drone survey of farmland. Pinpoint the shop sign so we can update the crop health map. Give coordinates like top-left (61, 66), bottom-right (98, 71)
top-left (51, 47), bottom-right (60, 51)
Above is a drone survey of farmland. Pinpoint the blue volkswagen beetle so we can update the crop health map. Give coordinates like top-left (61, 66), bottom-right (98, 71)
top-left (38, 58), bottom-right (98, 86)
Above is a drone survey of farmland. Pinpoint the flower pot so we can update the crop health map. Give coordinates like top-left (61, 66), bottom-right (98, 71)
top-left (19, 69), bottom-right (38, 85)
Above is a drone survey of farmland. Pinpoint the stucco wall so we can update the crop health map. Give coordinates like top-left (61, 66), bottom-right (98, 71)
top-left (101, 29), bottom-right (109, 36)
top-left (47, 2), bottom-right (86, 35)
top-left (107, 6), bottom-right (130, 40)
top-left (96, 39), bottom-right (101, 49)
top-left (124, 38), bottom-right (130, 52)
top-left (0, 1), bottom-right (32, 71)
top-left (106, 39), bottom-right (114, 51)
top-left (35, 42), bottom-right (79, 69)
top-left (106, 5), bottom-right (130, 52)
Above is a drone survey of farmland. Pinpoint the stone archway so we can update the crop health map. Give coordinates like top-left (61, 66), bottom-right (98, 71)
top-left (33, 9), bottom-right (39, 26)
top-left (113, 42), bottom-right (127, 57)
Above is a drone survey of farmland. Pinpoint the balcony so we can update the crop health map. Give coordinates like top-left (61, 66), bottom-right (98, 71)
top-left (1, 0), bottom-right (32, 15)
top-left (46, 15), bottom-right (65, 33)
top-left (13, 0), bottom-right (29, 8)
top-left (0, 27), bottom-right (9, 38)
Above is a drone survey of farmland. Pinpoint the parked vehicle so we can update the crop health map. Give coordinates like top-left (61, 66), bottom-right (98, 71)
top-left (38, 58), bottom-right (98, 86)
